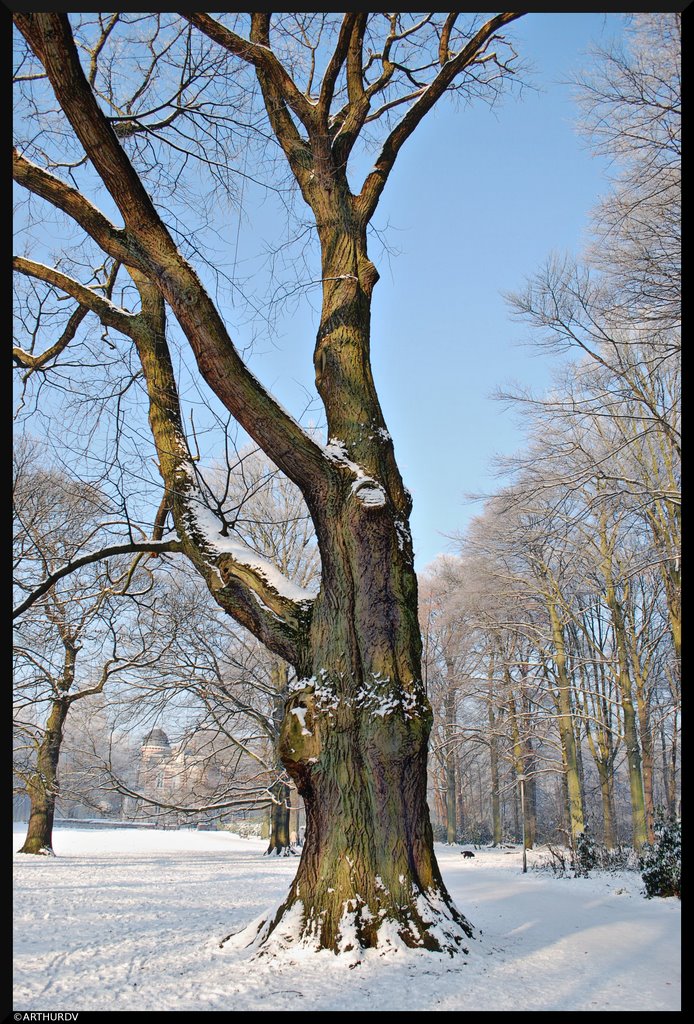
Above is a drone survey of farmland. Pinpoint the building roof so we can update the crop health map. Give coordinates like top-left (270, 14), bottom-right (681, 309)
top-left (142, 727), bottom-right (170, 748)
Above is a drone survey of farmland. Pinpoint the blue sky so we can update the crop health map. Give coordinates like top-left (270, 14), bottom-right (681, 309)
top-left (14, 13), bottom-right (626, 572)
top-left (238, 13), bottom-right (624, 569)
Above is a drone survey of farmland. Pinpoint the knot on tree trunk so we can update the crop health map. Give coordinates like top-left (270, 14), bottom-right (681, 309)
top-left (357, 254), bottom-right (379, 296)
top-left (279, 687), bottom-right (323, 791)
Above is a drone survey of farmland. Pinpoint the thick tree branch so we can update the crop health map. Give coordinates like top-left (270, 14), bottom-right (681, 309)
top-left (130, 274), bottom-right (313, 671)
top-left (12, 149), bottom-right (135, 266)
top-left (439, 13), bottom-right (460, 66)
top-left (15, 11), bottom-right (332, 501)
top-left (246, 13), bottom-right (316, 195)
top-left (356, 12), bottom-right (525, 224)
top-left (318, 13), bottom-right (361, 119)
top-left (13, 257), bottom-right (139, 336)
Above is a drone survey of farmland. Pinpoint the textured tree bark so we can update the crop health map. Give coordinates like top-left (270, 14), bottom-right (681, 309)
top-left (240, 493), bottom-right (472, 955)
top-left (19, 696), bottom-right (69, 855)
top-left (224, 211), bottom-right (472, 956)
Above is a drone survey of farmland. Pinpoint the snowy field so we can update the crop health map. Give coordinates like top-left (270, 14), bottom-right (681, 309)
top-left (13, 825), bottom-right (680, 1012)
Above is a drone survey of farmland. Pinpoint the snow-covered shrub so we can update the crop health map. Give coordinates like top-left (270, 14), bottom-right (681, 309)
top-left (597, 844), bottom-right (640, 873)
top-left (219, 820), bottom-right (263, 839)
top-left (639, 814), bottom-right (681, 899)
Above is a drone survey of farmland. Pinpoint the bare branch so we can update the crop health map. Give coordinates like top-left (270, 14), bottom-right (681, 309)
top-left (357, 12), bottom-right (525, 224)
top-left (13, 540), bottom-right (183, 620)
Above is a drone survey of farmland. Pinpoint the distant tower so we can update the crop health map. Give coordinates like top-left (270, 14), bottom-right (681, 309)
top-left (138, 728), bottom-right (172, 800)
top-left (140, 727), bottom-right (171, 767)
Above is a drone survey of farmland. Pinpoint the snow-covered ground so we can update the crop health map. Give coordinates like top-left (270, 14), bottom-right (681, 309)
top-left (13, 825), bottom-right (680, 1012)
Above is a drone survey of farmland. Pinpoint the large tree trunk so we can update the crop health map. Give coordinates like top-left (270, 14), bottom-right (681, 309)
top-left (224, 210), bottom-right (472, 956)
top-left (19, 696), bottom-right (69, 855)
top-left (241, 505), bottom-right (471, 955)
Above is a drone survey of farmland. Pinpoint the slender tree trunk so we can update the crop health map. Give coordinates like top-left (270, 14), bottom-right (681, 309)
top-left (559, 749), bottom-right (571, 841)
top-left (486, 659), bottom-right (502, 846)
top-left (524, 738), bottom-right (537, 849)
top-left (266, 661), bottom-right (293, 855)
top-left (488, 716), bottom-right (502, 846)
top-left (636, 697), bottom-right (655, 843)
top-left (512, 776), bottom-right (521, 843)
top-left (547, 606), bottom-right (585, 842)
top-left (457, 757), bottom-right (466, 839)
top-left (19, 696), bottom-right (69, 855)
top-left (446, 757), bottom-right (457, 844)
top-left (444, 660), bottom-right (457, 844)
top-left (620, 696), bottom-right (647, 849)
top-left (659, 719), bottom-right (672, 816)
top-left (599, 524), bottom-right (647, 850)
top-left (663, 712), bottom-right (679, 815)
top-left (506, 684), bottom-right (534, 850)
top-left (432, 762), bottom-right (447, 829)
top-left (668, 711), bottom-right (679, 815)
top-left (266, 776), bottom-right (292, 855)
top-left (596, 760), bottom-right (617, 848)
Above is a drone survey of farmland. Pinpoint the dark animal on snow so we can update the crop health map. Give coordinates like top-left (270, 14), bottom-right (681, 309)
top-left (461, 850), bottom-right (475, 858)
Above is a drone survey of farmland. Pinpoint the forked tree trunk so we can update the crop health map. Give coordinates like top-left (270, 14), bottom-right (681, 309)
top-left (19, 696), bottom-right (69, 855)
top-left (224, 212), bottom-right (472, 957)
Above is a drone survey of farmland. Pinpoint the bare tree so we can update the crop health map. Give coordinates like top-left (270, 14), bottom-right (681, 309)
top-left (13, 447), bottom-right (157, 853)
top-left (13, 12), bottom-right (525, 954)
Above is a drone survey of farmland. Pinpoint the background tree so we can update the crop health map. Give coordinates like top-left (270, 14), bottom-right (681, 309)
top-left (13, 445), bottom-right (157, 853)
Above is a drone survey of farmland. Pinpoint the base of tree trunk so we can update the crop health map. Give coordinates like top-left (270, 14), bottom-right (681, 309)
top-left (18, 837), bottom-right (55, 856)
top-left (219, 887), bottom-right (473, 962)
top-left (264, 844), bottom-right (297, 857)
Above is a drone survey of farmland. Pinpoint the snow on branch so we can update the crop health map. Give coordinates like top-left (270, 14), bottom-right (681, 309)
top-left (183, 483), bottom-right (317, 610)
